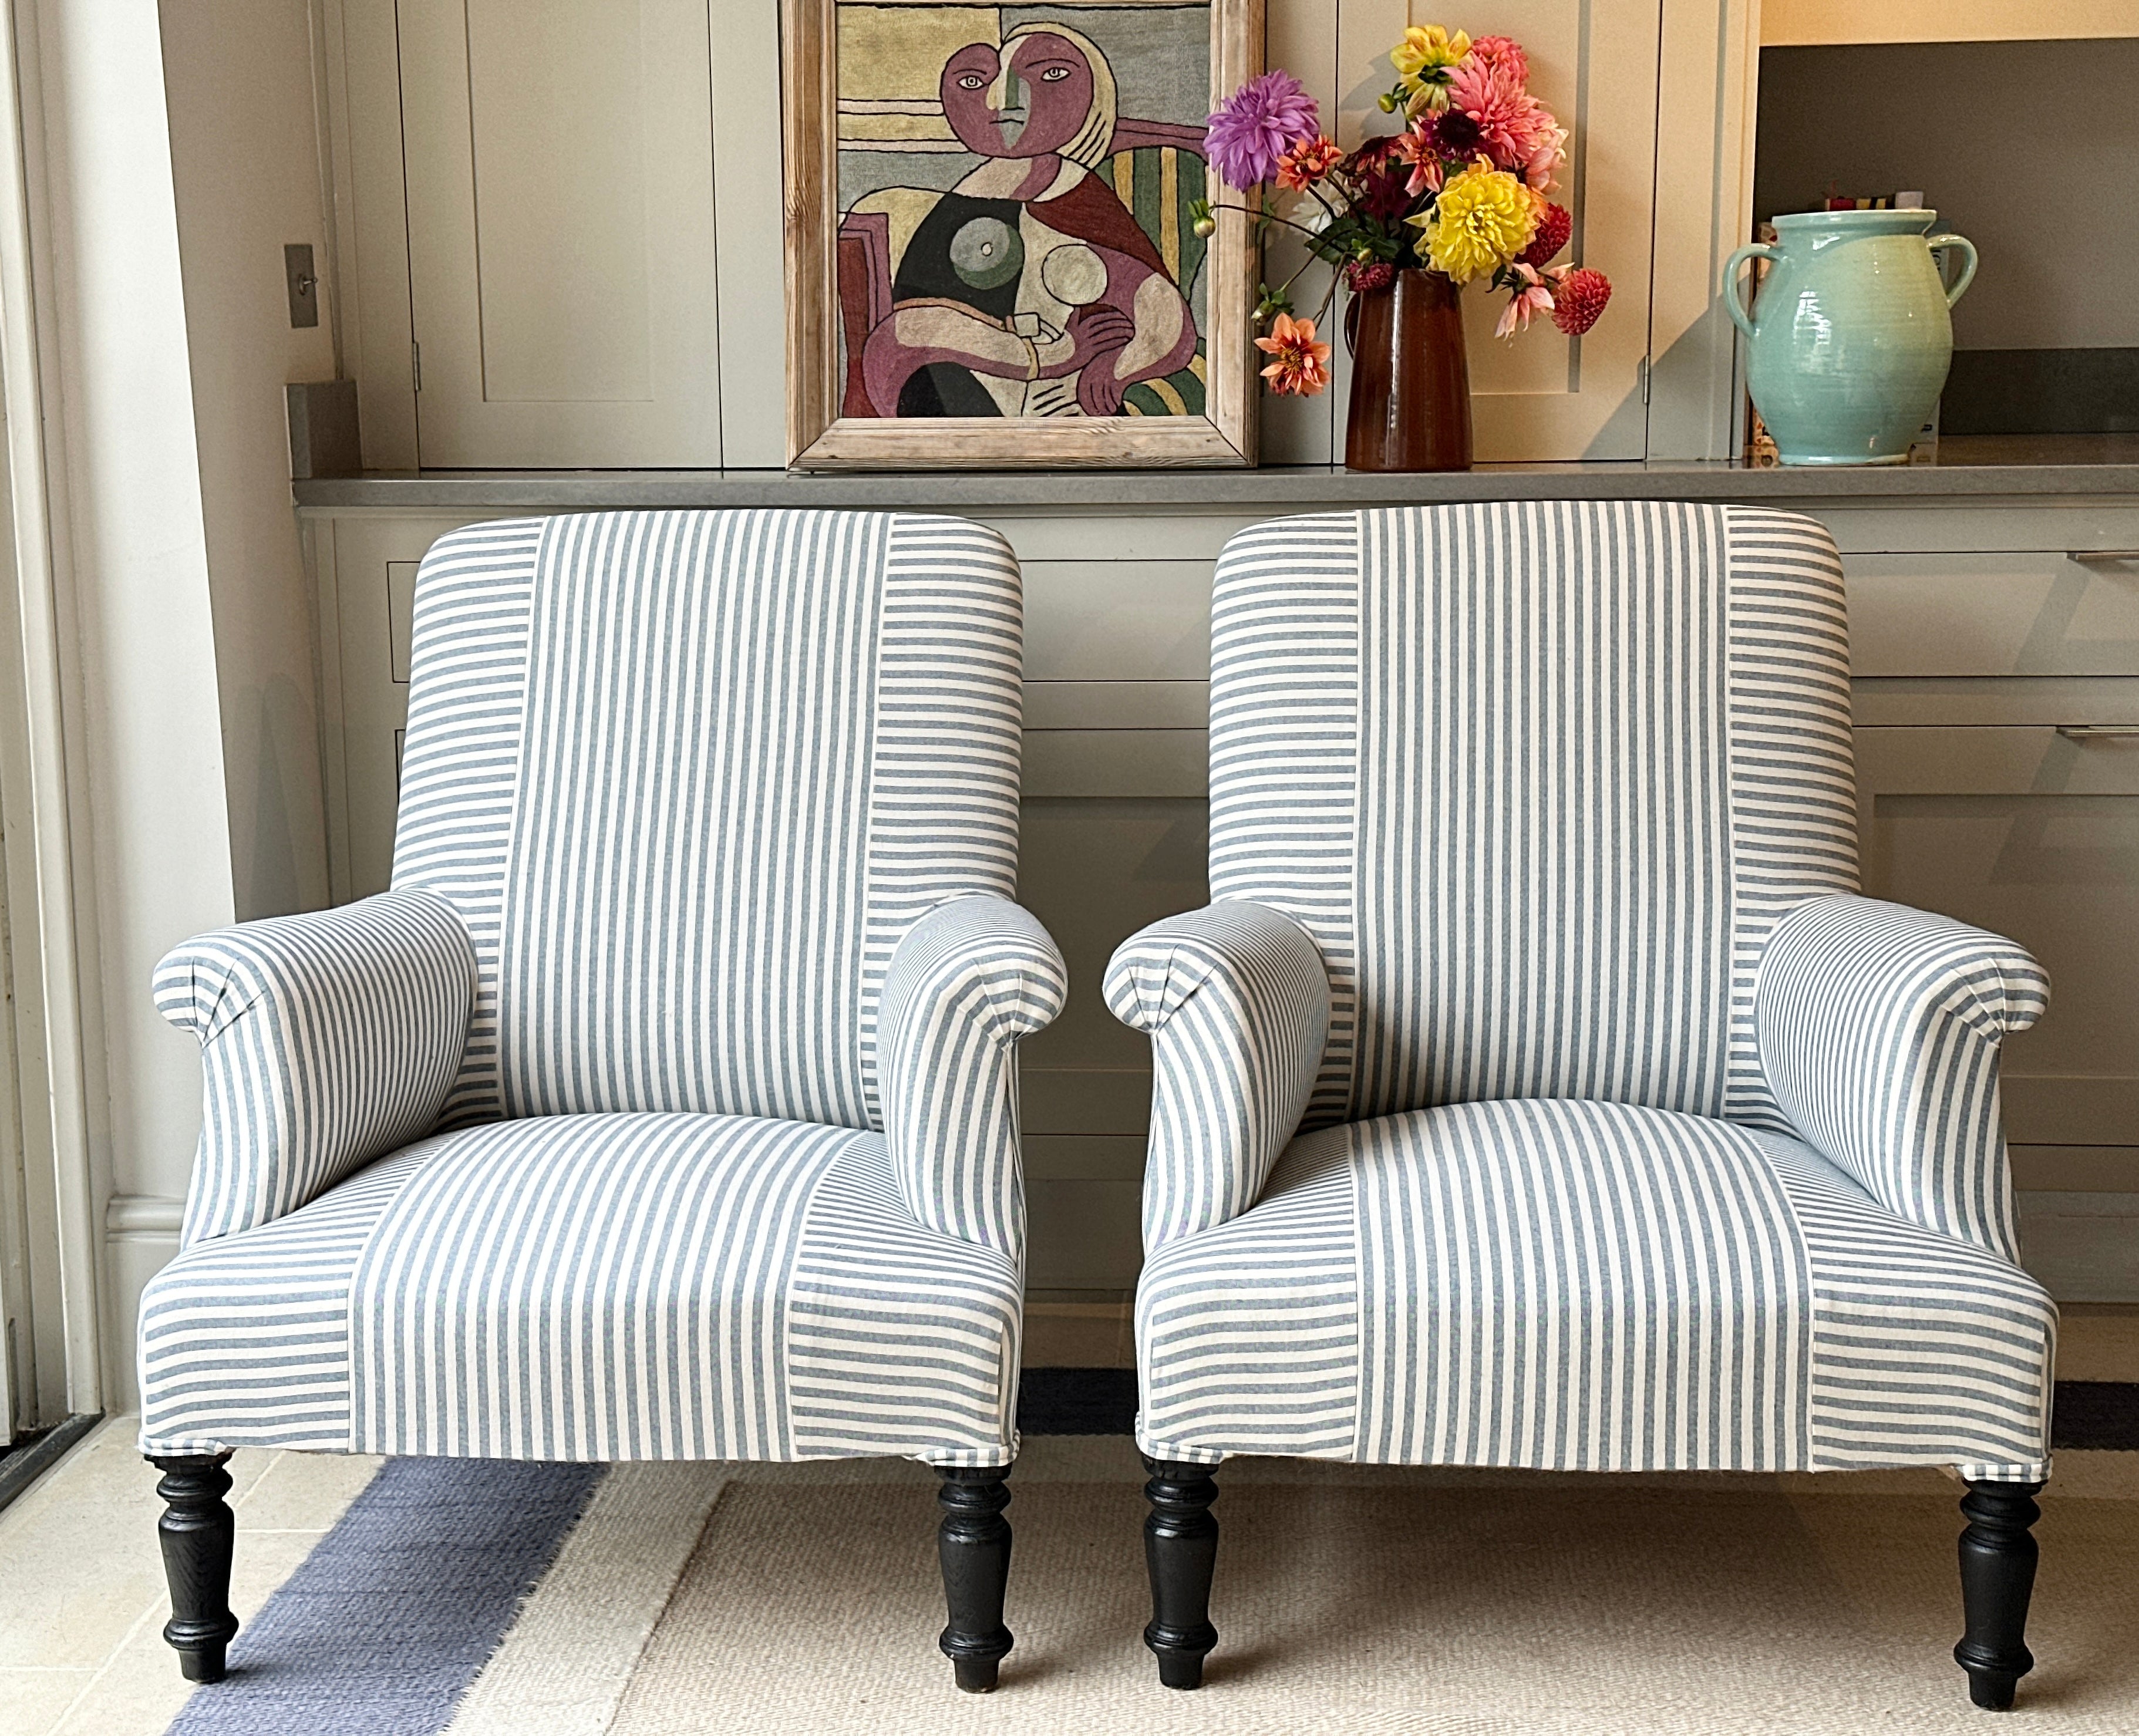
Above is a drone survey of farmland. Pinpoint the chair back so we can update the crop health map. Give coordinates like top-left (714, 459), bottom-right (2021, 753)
top-left (392, 509), bottom-right (1023, 1129)
top-left (1208, 500), bottom-right (1857, 1127)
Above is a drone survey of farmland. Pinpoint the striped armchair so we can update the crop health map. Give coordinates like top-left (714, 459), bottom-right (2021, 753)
top-left (139, 511), bottom-right (1065, 1693)
top-left (1106, 502), bottom-right (2055, 1709)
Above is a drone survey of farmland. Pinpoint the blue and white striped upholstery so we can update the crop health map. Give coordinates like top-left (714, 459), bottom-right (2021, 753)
top-left (1113, 502), bottom-right (2053, 1482)
top-left (142, 510), bottom-right (1062, 1467)
top-left (1104, 902), bottom-right (1329, 1250)
top-left (140, 1115), bottom-right (1020, 1464)
top-left (150, 892), bottom-right (475, 1246)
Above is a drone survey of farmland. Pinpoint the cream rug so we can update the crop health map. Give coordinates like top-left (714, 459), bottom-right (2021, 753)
top-left (443, 1443), bottom-right (2139, 1735)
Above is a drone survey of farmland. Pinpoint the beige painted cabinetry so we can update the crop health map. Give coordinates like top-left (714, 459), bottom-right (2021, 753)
top-left (305, 491), bottom-right (2139, 1301)
top-left (1844, 536), bottom-right (2139, 1299)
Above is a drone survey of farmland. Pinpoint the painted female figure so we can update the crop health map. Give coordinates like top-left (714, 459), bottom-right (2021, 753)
top-left (854, 23), bottom-right (1198, 418)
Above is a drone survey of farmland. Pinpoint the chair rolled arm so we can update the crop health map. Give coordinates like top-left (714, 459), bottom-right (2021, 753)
top-left (880, 895), bottom-right (1067, 1255)
top-left (1756, 893), bottom-right (2047, 1258)
top-left (1104, 901), bottom-right (1330, 1251)
top-left (153, 889), bottom-right (476, 1246)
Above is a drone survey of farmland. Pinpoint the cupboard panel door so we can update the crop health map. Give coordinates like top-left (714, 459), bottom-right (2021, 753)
top-left (1855, 726), bottom-right (2139, 1152)
top-left (396, 0), bottom-right (722, 466)
top-left (1332, 1), bottom-right (1659, 461)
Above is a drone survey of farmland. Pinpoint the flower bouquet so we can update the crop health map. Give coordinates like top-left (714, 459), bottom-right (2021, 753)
top-left (1197, 27), bottom-right (1611, 468)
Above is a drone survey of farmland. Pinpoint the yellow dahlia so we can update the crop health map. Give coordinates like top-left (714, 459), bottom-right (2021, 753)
top-left (1390, 25), bottom-right (1469, 110)
top-left (1411, 159), bottom-right (1540, 283)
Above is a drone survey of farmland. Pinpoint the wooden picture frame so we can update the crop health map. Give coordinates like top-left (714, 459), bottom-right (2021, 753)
top-left (782, 0), bottom-right (1261, 470)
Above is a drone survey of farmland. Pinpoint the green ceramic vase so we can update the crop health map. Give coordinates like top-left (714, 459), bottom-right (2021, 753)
top-left (1723, 209), bottom-right (1978, 466)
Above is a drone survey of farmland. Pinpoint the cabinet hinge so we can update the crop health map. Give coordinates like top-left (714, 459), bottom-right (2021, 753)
top-left (411, 341), bottom-right (422, 394)
top-left (1639, 355), bottom-right (1651, 404)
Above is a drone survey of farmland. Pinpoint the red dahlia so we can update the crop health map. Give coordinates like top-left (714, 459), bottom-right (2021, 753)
top-left (1551, 267), bottom-right (1611, 336)
top-left (1520, 203), bottom-right (1572, 268)
top-left (1345, 259), bottom-right (1397, 294)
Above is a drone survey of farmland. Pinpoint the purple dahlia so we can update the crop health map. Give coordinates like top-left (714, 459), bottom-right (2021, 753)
top-left (1205, 70), bottom-right (1319, 191)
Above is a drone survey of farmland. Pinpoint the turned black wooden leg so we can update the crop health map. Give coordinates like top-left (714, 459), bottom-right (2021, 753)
top-left (148, 1453), bottom-right (240, 1684)
top-left (1143, 1455), bottom-right (1218, 1690)
top-left (937, 1465), bottom-right (1013, 1692)
top-left (1955, 1479), bottom-right (2044, 1710)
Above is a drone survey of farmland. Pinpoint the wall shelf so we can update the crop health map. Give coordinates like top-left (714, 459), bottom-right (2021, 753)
top-left (294, 448), bottom-right (2139, 515)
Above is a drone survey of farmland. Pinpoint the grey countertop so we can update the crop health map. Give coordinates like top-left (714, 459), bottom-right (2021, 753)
top-left (292, 436), bottom-right (2139, 513)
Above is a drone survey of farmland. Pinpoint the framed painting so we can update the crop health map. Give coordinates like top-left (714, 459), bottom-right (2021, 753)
top-left (782, 0), bottom-right (1261, 469)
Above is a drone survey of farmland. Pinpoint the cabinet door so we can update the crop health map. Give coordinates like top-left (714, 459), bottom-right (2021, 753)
top-left (395, 0), bottom-right (722, 466)
top-left (1855, 726), bottom-right (2139, 1155)
top-left (1316, 2), bottom-right (1659, 463)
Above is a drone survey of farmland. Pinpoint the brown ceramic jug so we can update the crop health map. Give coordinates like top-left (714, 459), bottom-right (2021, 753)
top-left (1344, 268), bottom-right (1472, 472)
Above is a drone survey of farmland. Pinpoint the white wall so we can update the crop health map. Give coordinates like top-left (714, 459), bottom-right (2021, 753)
top-left (21, 0), bottom-right (240, 1406)
top-left (159, 0), bottom-right (335, 924)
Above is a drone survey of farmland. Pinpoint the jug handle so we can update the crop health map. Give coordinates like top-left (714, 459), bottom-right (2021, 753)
top-left (1926, 234), bottom-right (1978, 308)
top-left (1722, 242), bottom-right (1778, 340)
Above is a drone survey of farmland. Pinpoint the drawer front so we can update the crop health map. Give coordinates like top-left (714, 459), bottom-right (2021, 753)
top-left (1856, 725), bottom-right (2139, 1150)
top-left (1847, 549), bottom-right (2139, 677)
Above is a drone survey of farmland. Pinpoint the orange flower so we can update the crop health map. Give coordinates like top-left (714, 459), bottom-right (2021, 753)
top-left (1255, 311), bottom-right (1332, 396)
top-left (1275, 134), bottom-right (1344, 192)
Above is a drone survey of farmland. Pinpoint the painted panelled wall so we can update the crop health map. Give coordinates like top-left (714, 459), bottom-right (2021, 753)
top-left (324, 0), bottom-right (1760, 473)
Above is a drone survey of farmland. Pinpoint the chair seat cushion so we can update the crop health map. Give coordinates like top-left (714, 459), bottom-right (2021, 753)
top-left (140, 1114), bottom-right (1019, 1466)
top-left (1136, 1100), bottom-right (2053, 1479)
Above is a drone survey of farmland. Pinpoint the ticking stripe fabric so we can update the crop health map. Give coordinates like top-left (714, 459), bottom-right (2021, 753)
top-left (1136, 1101), bottom-right (2053, 1481)
top-left (880, 895), bottom-right (1066, 1254)
top-left (144, 510), bottom-right (1055, 1466)
top-left (393, 510), bottom-right (1025, 1129)
top-left (1104, 901), bottom-right (1330, 1250)
top-left (1759, 892), bottom-right (2049, 1260)
top-left (143, 1114), bottom-right (1022, 1466)
top-left (1202, 500), bottom-right (1857, 1126)
top-left (152, 891), bottom-right (476, 1246)
top-left (1119, 502), bottom-right (2052, 1481)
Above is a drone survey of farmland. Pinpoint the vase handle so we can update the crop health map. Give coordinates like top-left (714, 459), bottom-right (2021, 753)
top-left (1721, 242), bottom-right (1778, 341)
top-left (1343, 291), bottom-right (1359, 358)
top-left (1926, 234), bottom-right (1979, 308)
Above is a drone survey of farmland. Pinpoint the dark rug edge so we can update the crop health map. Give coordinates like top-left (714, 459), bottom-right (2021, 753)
top-left (1019, 1370), bottom-right (2139, 1451)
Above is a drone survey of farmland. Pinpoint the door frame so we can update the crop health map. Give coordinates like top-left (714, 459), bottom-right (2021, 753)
top-left (0, 0), bottom-right (106, 1432)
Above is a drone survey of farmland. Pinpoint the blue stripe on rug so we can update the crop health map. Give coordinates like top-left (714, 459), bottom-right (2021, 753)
top-left (164, 1458), bottom-right (603, 1736)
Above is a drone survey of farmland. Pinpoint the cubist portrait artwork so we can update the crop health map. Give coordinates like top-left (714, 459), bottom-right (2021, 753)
top-left (834, 3), bottom-right (1214, 422)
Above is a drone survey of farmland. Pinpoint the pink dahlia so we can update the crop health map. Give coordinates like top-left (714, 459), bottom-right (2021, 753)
top-left (1495, 262), bottom-right (1554, 339)
top-left (1391, 117), bottom-right (1447, 196)
top-left (1446, 57), bottom-right (1562, 181)
top-left (1207, 70), bottom-right (1319, 191)
top-left (1468, 35), bottom-right (1530, 85)
top-left (1550, 267), bottom-right (1611, 336)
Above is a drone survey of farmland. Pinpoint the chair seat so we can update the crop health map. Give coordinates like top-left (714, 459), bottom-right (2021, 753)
top-left (1137, 1099), bottom-right (2053, 1479)
top-left (140, 1113), bottom-right (1020, 1466)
